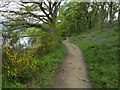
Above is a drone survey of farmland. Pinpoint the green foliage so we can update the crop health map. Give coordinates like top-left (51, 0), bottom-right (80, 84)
top-left (2, 45), bottom-right (39, 88)
top-left (2, 26), bottom-right (20, 47)
top-left (11, 43), bottom-right (66, 88)
top-left (2, 1), bottom-right (66, 88)
top-left (70, 25), bottom-right (119, 88)
top-left (37, 43), bottom-right (66, 88)
top-left (34, 34), bottom-right (57, 56)
top-left (2, 1), bottom-right (119, 89)
top-left (2, 41), bottom-right (66, 88)
top-left (58, 2), bottom-right (101, 35)
top-left (2, 78), bottom-right (23, 88)
top-left (26, 27), bottom-right (58, 56)
top-left (2, 21), bottom-right (64, 88)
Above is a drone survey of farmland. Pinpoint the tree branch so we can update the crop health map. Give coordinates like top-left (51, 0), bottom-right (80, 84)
top-left (39, 2), bottom-right (52, 22)
top-left (1, 2), bottom-right (11, 8)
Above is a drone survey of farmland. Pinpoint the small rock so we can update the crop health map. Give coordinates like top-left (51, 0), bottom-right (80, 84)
top-left (68, 62), bottom-right (72, 64)
top-left (62, 68), bottom-right (67, 71)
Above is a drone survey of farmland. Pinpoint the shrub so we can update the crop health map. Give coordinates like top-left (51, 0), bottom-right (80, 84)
top-left (2, 45), bottom-right (39, 81)
top-left (34, 34), bottom-right (57, 56)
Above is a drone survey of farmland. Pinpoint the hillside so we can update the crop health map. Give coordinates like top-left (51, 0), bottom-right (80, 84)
top-left (70, 25), bottom-right (119, 88)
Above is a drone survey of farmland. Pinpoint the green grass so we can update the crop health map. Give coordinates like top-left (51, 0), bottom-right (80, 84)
top-left (2, 43), bottom-right (67, 88)
top-left (33, 43), bottom-right (67, 88)
top-left (2, 79), bottom-right (23, 88)
top-left (69, 26), bottom-right (119, 88)
top-left (0, 68), bottom-right (2, 89)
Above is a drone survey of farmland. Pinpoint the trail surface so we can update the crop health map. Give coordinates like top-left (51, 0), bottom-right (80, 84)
top-left (52, 39), bottom-right (91, 88)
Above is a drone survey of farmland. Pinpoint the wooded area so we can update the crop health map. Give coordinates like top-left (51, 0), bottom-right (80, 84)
top-left (0, 1), bottom-right (119, 88)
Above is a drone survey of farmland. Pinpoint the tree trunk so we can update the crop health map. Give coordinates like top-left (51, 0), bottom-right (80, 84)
top-left (86, 22), bottom-right (89, 32)
top-left (75, 20), bottom-right (77, 33)
top-left (118, 5), bottom-right (120, 25)
top-left (109, 2), bottom-right (113, 24)
top-left (50, 4), bottom-right (59, 43)
top-left (100, 2), bottom-right (105, 31)
top-left (51, 20), bottom-right (56, 41)
top-left (50, 11), bottom-right (57, 43)
top-left (89, 16), bottom-right (92, 29)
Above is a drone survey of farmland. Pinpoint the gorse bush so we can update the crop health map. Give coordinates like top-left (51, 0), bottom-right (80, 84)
top-left (2, 25), bottom-right (66, 88)
top-left (34, 33), bottom-right (57, 56)
top-left (2, 43), bottom-right (66, 88)
top-left (2, 45), bottom-right (39, 80)
top-left (2, 32), bottom-right (62, 88)
top-left (26, 28), bottom-right (58, 56)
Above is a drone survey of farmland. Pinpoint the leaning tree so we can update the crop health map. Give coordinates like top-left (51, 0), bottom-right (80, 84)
top-left (0, 0), bottom-right (63, 41)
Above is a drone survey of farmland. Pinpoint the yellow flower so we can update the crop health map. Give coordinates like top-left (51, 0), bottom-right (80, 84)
top-left (19, 60), bottom-right (22, 62)
top-left (8, 71), bottom-right (10, 73)
top-left (13, 74), bottom-right (17, 77)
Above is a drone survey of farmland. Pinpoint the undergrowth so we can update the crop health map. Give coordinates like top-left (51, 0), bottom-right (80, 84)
top-left (2, 43), bottom-right (66, 88)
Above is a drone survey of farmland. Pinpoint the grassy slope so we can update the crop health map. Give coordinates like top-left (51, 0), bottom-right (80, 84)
top-left (35, 43), bottom-right (67, 88)
top-left (3, 43), bottom-right (67, 88)
top-left (70, 26), bottom-right (119, 88)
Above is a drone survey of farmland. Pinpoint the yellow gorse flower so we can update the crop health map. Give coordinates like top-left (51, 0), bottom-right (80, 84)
top-left (7, 71), bottom-right (10, 73)
top-left (3, 45), bottom-right (38, 78)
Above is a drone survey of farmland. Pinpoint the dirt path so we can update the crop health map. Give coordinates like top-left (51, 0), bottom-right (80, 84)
top-left (52, 39), bottom-right (91, 88)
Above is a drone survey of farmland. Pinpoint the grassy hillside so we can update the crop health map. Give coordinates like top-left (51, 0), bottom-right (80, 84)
top-left (70, 26), bottom-right (119, 88)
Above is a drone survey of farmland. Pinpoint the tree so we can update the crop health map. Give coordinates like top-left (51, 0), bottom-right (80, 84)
top-left (118, 9), bottom-right (120, 25)
top-left (118, 2), bottom-right (120, 25)
top-left (99, 2), bottom-right (106, 31)
top-left (58, 2), bottom-right (101, 34)
top-left (0, 1), bottom-right (62, 41)
top-left (108, 2), bottom-right (119, 24)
